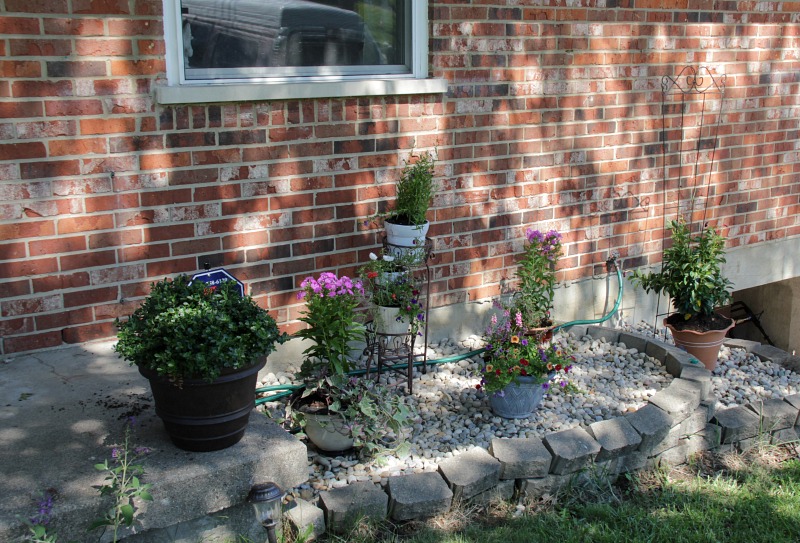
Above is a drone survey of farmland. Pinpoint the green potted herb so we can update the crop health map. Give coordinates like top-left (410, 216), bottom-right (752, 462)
top-left (381, 151), bottom-right (436, 262)
top-left (114, 276), bottom-right (288, 451)
top-left (629, 219), bottom-right (734, 370)
top-left (290, 272), bottom-right (416, 458)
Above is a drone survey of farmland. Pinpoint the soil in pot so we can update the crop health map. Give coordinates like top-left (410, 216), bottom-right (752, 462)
top-left (665, 312), bottom-right (733, 333)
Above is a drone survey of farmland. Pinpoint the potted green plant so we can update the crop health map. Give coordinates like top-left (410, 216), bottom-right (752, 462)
top-left (381, 151), bottom-right (436, 262)
top-left (290, 272), bottom-right (416, 457)
top-left (477, 302), bottom-right (574, 419)
top-left (359, 252), bottom-right (425, 336)
top-left (629, 219), bottom-right (734, 370)
top-left (511, 228), bottom-right (563, 335)
top-left (114, 276), bottom-right (288, 452)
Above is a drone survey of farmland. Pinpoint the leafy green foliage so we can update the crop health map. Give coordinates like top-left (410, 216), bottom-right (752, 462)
top-left (292, 273), bottom-right (416, 459)
top-left (629, 219), bottom-right (732, 320)
top-left (24, 524), bottom-right (58, 543)
top-left (89, 427), bottom-right (153, 542)
top-left (359, 252), bottom-right (425, 336)
top-left (513, 229), bottom-right (563, 327)
top-left (295, 273), bottom-right (365, 378)
top-left (387, 152), bottom-right (436, 226)
top-left (291, 374), bottom-right (416, 460)
top-left (114, 276), bottom-right (288, 382)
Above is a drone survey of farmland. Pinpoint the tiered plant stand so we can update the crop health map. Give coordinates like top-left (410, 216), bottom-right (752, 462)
top-left (363, 238), bottom-right (433, 393)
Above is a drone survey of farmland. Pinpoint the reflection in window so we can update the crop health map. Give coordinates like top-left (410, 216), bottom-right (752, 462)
top-left (180, 0), bottom-right (408, 80)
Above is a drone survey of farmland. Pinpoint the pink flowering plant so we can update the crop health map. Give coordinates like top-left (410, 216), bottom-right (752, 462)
top-left (513, 228), bottom-right (563, 328)
top-left (477, 303), bottom-right (573, 395)
top-left (291, 272), bottom-right (417, 459)
top-left (295, 272), bottom-right (365, 377)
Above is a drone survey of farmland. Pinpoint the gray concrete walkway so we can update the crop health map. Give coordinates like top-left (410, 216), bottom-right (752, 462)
top-left (0, 340), bottom-right (308, 542)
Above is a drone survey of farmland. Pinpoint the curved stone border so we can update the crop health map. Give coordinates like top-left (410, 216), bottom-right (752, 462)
top-left (285, 325), bottom-right (800, 538)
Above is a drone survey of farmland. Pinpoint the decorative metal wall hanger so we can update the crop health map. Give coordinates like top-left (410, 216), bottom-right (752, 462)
top-left (660, 65), bottom-right (727, 228)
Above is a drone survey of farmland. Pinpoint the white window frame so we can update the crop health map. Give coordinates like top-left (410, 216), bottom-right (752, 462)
top-left (157, 0), bottom-right (446, 104)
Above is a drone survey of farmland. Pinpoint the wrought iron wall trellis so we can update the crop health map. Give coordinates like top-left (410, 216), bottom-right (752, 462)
top-left (652, 66), bottom-right (727, 332)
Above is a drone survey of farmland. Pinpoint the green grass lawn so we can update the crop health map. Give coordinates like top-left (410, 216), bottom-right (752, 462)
top-left (320, 444), bottom-right (800, 543)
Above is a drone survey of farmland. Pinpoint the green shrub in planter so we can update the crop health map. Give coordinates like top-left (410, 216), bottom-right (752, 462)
top-left (629, 219), bottom-right (733, 329)
top-left (114, 276), bottom-right (288, 382)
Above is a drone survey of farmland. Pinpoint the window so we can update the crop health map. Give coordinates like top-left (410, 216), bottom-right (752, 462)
top-left (158, 0), bottom-right (446, 103)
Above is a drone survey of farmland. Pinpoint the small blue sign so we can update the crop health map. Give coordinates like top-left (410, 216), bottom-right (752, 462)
top-left (190, 268), bottom-right (244, 297)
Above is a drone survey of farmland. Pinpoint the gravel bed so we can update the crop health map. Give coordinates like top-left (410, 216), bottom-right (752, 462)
top-left (257, 322), bottom-right (800, 501)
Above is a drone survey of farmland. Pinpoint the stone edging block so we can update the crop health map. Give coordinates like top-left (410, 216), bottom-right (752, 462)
top-left (309, 332), bottom-right (800, 536)
top-left (318, 481), bottom-right (387, 534)
top-left (587, 417), bottom-right (642, 462)
top-left (489, 437), bottom-right (552, 480)
top-left (284, 499), bottom-right (326, 541)
top-left (711, 405), bottom-right (763, 444)
top-left (745, 398), bottom-right (799, 432)
top-left (437, 447), bottom-right (500, 501)
top-left (543, 426), bottom-right (601, 475)
top-left (625, 403), bottom-right (674, 454)
top-left (387, 472), bottom-right (453, 521)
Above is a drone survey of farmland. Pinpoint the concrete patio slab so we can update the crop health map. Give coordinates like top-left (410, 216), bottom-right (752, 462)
top-left (0, 340), bottom-right (308, 543)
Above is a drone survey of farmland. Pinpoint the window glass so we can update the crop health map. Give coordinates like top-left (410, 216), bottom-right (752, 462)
top-left (180, 0), bottom-right (409, 81)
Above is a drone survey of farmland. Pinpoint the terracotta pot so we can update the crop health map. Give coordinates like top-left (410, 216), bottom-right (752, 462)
top-left (664, 316), bottom-right (735, 371)
top-left (524, 326), bottom-right (554, 344)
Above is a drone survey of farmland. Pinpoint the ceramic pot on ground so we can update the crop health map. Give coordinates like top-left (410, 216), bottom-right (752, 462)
top-left (489, 374), bottom-right (549, 419)
top-left (304, 412), bottom-right (355, 453)
top-left (384, 220), bottom-right (429, 263)
top-left (664, 316), bottom-right (735, 371)
top-left (138, 358), bottom-right (265, 452)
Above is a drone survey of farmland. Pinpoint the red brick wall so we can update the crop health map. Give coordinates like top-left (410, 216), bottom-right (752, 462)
top-left (1, 1), bottom-right (799, 355)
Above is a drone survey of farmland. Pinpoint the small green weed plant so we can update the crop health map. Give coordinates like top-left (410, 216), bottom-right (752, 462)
top-left (89, 424), bottom-right (153, 542)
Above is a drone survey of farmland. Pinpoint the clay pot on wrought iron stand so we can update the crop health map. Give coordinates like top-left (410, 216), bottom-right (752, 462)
top-left (374, 305), bottom-right (411, 335)
top-left (384, 220), bottom-right (430, 263)
top-left (664, 316), bottom-right (735, 371)
top-left (138, 358), bottom-right (265, 452)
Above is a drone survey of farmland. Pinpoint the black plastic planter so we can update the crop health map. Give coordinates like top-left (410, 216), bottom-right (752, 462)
top-left (139, 359), bottom-right (265, 452)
